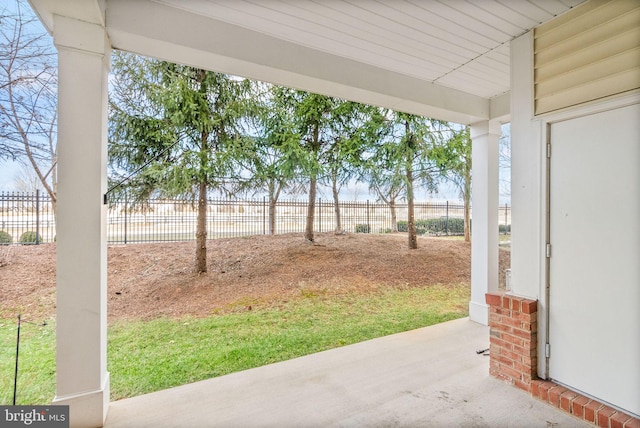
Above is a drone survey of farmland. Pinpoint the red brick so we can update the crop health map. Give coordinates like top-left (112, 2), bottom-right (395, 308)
top-left (610, 412), bottom-right (633, 428)
top-left (512, 328), bottom-right (534, 340)
top-left (519, 321), bottom-right (535, 332)
top-left (510, 298), bottom-right (522, 312)
top-left (572, 396), bottom-right (590, 418)
top-left (531, 380), bottom-right (543, 398)
top-left (522, 336), bottom-right (537, 351)
top-left (521, 355), bottom-right (537, 367)
top-left (492, 370), bottom-right (514, 385)
top-left (486, 293), bottom-right (502, 307)
top-left (514, 379), bottom-right (531, 392)
top-left (513, 361), bottom-right (534, 375)
top-left (494, 323), bottom-right (513, 333)
top-left (610, 412), bottom-right (632, 428)
top-left (502, 296), bottom-right (511, 309)
top-left (494, 307), bottom-right (511, 316)
top-left (513, 311), bottom-right (534, 321)
top-left (559, 390), bottom-right (579, 413)
top-left (539, 382), bottom-right (555, 402)
top-left (494, 354), bottom-right (515, 367)
top-left (499, 364), bottom-right (523, 380)
top-left (597, 406), bottom-right (617, 428)
top-left (502, 333), bottom-right (525, 347)
top-left (585, 401), bottom-right (604, 423)
top-left (489, 312), bottom-right (502, 324)
top-left (501, 349), bottom-right (521, 362)
top-left (490, 337), bottom-right (512, 350)
top-left (624, 417), bottom-right (640, 428)
top-left (513, 344), bottom-right (536, 357)
top-left (548, 386), bottom-right (568, 407)
top-left (521, 300), bottom-right (537, 314)
top-left (503, 317), bottom-right (525, 329)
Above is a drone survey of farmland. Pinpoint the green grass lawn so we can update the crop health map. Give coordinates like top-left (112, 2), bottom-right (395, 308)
top-left (0, 283), bottom-right (469, 404)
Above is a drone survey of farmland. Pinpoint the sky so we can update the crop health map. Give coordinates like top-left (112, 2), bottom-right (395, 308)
top-left (0, 160), bottom-right (22, 188)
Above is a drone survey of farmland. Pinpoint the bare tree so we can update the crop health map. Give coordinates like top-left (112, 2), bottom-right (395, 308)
top-left (14, 161), bottom-right (44, 193)
top-left (0, 0), bottom-right (57, 212)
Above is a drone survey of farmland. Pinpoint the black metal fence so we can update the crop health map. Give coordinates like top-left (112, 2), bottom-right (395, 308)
top-left (0, 190), bottom-right (55, 245)
top-left (0, 191), bottom-right (511, 244)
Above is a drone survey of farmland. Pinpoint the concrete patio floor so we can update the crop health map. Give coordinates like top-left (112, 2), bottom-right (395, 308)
top-left (104, 318), bottom-right (589, 428)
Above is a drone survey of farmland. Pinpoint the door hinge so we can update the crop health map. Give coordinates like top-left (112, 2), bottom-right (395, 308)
top-left (547, 143), bottom-right (551, 158)
top-left (545, 343), bottom-right (551, 358)
top-left (546, 243), bottom-right (552, 258)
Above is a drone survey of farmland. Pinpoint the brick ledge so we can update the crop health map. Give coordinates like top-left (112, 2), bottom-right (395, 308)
top-left (530, 380), bottom-right (639, 428)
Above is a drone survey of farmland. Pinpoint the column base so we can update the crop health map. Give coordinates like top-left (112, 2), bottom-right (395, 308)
top-left (469, 301), bottom-right (489, 325)
top-left (53, 372), bottom-right (110, 428)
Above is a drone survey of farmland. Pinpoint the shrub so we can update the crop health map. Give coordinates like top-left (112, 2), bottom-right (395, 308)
top-left (355, 224), bottom-right (370, 233)
top-left (425, 218), bottom-right (466, 235)
top-left (396, 220), bottom-right (428, 235)
top-left (499, 224), bottom-right (511, 234)
top-left (0, 231), bottom-right (12, 245)
top-left (19, 231), bottom-right (41, 245)
top-left (398, 218), bottom-right (467, 236)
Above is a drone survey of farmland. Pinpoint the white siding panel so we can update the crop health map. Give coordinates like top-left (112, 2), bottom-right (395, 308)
top-left (534, 0), bottom-right (640, 114)
top-left (535, 7), bottom-right (640, 63)
top-left (536, 67), bottom-right (640, 113)
top-left (536, 25), bottom-right (640, 80)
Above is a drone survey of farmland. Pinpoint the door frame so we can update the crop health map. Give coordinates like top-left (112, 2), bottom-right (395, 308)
top-left (534, 91), bottom-right (640, 381)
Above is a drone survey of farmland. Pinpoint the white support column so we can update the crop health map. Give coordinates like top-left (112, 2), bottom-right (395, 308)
top-left (469, 120), bottom-right (501, 325)
top-left (52, 15), bottom-right (111, 428)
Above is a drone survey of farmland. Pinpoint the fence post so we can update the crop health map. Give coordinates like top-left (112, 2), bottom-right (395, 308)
top-left (445, 200), bottom-right (449, 236)
top-left (35, 190), bottom-right (40, 244)
top-left (124, 195), bottom-right (128, 245)
top-left (366, 200), bottom-right (370, 233)
top-left (263, 196), bottom-right (266, 235)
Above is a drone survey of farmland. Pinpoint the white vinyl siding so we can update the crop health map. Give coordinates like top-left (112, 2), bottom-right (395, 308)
top-left (534, 0), bottom-right (640, 114)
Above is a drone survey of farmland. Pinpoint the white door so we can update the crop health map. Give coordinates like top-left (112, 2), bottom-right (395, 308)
top-left (549, 103), bottom-right (640, 416)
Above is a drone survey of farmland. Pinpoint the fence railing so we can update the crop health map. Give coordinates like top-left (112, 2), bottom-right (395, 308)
top-left (0, 191), bottom-right (511, 244)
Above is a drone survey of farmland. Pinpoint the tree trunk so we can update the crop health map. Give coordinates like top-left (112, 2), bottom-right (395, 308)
top-left (195, 178), bottom-right (207, 273)
top-left (463, 172), bottom-right (471, 243)
top-left (332, 176), bottom-right (342, 234)
top-left (405, 123), bottom-right (418, 250)
top-left (269, 196), bottom-right (277, 235)
top-left (463, 137), bottom-right (472, 242)
top-left (194, 70), bottom-right (209, 273)
top-left (305, 174), bottom-right (317, 242)
top-left (304, 123), bottom-right (320, 243)
top-left (389, 198), bottom-right (398, 233)
top-left (406, 165), bottom-right (418, 249)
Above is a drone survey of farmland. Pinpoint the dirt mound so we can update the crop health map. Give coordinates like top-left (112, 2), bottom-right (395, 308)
top-left (0, 233), bottom-right (510, 322)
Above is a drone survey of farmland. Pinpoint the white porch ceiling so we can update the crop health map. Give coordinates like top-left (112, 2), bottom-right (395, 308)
top-left (30, 0), bottom-right (586, 124)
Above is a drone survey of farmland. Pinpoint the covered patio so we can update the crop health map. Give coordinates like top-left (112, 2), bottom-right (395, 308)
top-left (104, 318), bottom-right (588, 428)
top-left (26, 0), bottom-right (640, 426)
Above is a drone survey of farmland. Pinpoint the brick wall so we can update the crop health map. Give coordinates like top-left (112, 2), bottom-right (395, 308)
top-left (485, 292), bottom-right (640, 428)
top-left (485, 292), bottom-right (537, 392)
